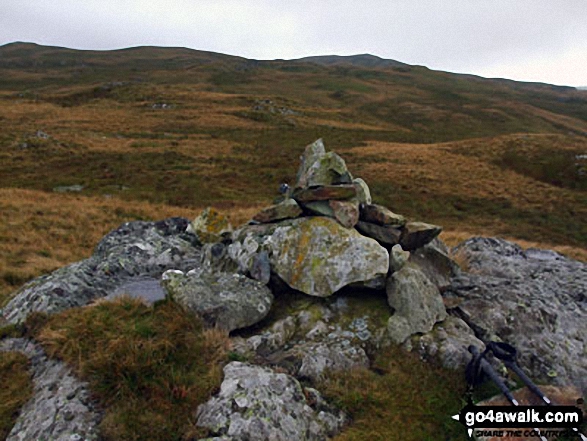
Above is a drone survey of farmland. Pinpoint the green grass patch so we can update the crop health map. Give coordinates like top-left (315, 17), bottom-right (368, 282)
top-left (0, 351), bottom-right (33, 439)
top-left (318, 344), bottom-right (468, 441)
top-left (30, 297), bottom-right (229, 441)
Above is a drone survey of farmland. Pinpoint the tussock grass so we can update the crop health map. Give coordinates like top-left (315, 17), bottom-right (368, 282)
top-left (0, 351), bottom-right (33, 440)
top-left (319, 344), bottom-right (467, 441)
top-left (30, 297), bottom-right (229, 441)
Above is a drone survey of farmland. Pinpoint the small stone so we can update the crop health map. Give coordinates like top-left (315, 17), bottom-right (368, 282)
top-left (352, 178), bottom-right (372, 205)
top-left (360, 204), bottom-right (406, 226)
top-left (187, 207), bottom-right (233, 243)
top-left (253, 199), bottom-right (303, 223)
top-left (399, 221), bottom-right (442, 251)
top-left (355, 221), bottom-right (402, 246)
top-left (390, 244), bottom-right (410, 272)
top-left (292, 185), bottom-right (357, 203)
top-left (329, 200), bottom-right (360, 228)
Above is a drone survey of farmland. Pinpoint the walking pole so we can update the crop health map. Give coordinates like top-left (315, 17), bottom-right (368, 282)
top-left (468, 345), bottom-right (549, 441)
top-left (487, 342), bottom-right (587, 441)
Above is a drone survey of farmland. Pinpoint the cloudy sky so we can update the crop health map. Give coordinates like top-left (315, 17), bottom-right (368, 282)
top-left (1, 0), bottom-right (586, 87)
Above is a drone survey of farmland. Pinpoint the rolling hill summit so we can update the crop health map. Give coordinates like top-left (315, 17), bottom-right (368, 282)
top-left (1, 139), bottom-right (585, 440)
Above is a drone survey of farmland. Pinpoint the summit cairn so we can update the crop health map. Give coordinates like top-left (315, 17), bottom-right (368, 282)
top-left (222, 139), bottom-right (445, 300)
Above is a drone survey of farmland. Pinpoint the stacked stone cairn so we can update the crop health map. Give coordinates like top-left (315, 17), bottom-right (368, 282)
top-left (167, 138), bottom-right (454, 347)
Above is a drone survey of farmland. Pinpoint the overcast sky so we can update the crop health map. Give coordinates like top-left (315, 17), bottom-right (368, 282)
top-left (1, 0), bottom-right (586, 87)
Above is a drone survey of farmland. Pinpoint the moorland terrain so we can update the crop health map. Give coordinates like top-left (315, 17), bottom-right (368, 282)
top-left (0, 42), bottom-right (586, 440)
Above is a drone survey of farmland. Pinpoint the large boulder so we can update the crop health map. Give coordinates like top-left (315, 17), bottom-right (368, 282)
top-left (1, 218), bottom-right (202, 324)
top-left (386, 264), bottom-right (447, 344)
top-left (161, 268), bottom-right (273, 332)
top-left (448, 237), bottom-right (587, 394)
top-left (266, 217), bottom-right (389, 297)
top-left (196, 362), bottom-right (346, 441)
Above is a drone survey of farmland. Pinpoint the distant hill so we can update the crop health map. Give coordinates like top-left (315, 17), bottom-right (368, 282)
top-left (292, 54), bottom-right (409, 69)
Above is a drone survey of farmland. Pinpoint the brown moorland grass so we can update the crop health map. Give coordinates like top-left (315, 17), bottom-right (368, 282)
top-left (31, 297), bottom-right (230, 441)
top-left (319, 344), bottom-right (468, 441)
top-left (0, 351), bottom-right (33, 439)
top-left (0, 188), bottom-right (264, 307)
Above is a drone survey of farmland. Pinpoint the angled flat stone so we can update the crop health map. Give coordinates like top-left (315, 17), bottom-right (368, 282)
top-left (355, 221), bottom-right (402, 246)
top-left (360, 204), bottom-right (406, 227)
top-left (292, 185), bottom-right (357, 202)
top-left (399, 221), bottom-right (442, 251)
top-left (253, 199), bottom-right (303, 223)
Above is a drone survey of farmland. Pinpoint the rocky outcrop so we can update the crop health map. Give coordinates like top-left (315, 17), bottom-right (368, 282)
top-left (196, 362), bottom-right (346, 441)
top-left (161, 268), bottom-right (273, 332)
top-left (1, 217), bottom-right (202, 324)
top-left (0, 338), bottom-right (101, 441)
top-left (447, 237), bottom-right (587, 394)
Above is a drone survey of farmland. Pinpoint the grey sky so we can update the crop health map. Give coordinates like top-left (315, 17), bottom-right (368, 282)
top-left (1, 0), bottom-right (586, 86)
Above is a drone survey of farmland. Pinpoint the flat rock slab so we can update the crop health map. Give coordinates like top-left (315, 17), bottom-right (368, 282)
top-left (1, 217), bottom-right (202, 324)
top-left (360, 204), bottom-right (406, 227)
top-left (253, 199), bottom-right (303, 223)
top-left (196, 362), bottom-right (346, 441)
top-left (356, 220), bottom-right (402, 246)
top-left (0, 338), bottom-right (101, 441)
top-left (267, 217), bottom-right (389, 297)
top-left (449, 237), bottom-right (587, 395)
top-left (399, 221), bottom-right (442, 251)
top-left (292, 185), bottom-right (357, 202)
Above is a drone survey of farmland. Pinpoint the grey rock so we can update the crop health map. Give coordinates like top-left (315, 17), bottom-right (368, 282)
top-left (1, 217), bottom-right (202, 324)
top-left (162, 268), bottom-right (273, 332)
top-left (297, 340), bottom-right (370, 382)
top-left (253, 199), bottom-right (303, 223)
top-left (329, 200), bottom-right (360, 228)
top-left (352, 178), bottom-right (372, 205)
top-left (360, 204), bottom-right (406, 227)
top-left (196, 362), bottom-right (346, 441)
top-left (390, 244), bottom-right (410, 272)
top-left (409, 238), bottom-right (460, 289)
top-left (250, 251), bottom-right (271, 284)
top-left (292, 184), bottom-right (357, 203)
top-left (355, 220), bottom-right (402, 246)
top-left (266, 217), bottom-right (389, 297)
top-left (187, 207), bottom-right (232, 243)
top-left (294, 139), bottom-right (350, 188)
top-left (406, 316), bottom-right (485, 369)
top-left (295, 139), bottom-right (327, 188)
top-left (399, 221), bottom-right (442, 251)
top-left (0, 338), bottom-right (101, 441)
top-left (386, 265), bottom-right (448, 344)
top-left (448, 237), bottom-right (587, 394)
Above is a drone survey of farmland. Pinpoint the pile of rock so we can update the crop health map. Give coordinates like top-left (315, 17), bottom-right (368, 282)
top-left (165, 139), bottom-right (461, 354)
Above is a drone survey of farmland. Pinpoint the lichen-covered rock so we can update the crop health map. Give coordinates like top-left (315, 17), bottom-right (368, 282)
top-left (352, 177), bottom-right (372, 205)
top-left (355, 220), bottom-right (402, 246)
top-left (303, 200), bottom-right (360, 228)
top-left (448, 237), bottom-right (587, 394)
top-left (399, 221), bottom-right (442, 251)
top-left (360, 204), bottom-right (406, 227)
top-left (1, 217), bottom-right (202, 324)
top-left (406, 316), bottom-right (485, 369)
top-left (294, 139), bottom-right (351, 188)
top-left (253, 198), bottom-right (303, 223)
top-left (196, 362), bottom-right (346, 441)
top-left (390, 244), bottom-right (410, 272)
top-left (267, 217), bottom-right (389, 297)
top-left (297, 340), bottom-right (370, 382)
top-left (0, 338), bottom-right (101, 441)
top-left (162, 268), bottom-right (273, 332)
top-left (187, 207), bottom-right (232, 243)
top-left (386, 265), bottom-right (447, 344)
top-left (409, 238), bottom-right (459, 289)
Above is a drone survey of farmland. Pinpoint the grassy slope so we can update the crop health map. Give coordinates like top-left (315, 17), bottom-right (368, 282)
top-left (0, 42), bottom-right (586, 439)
